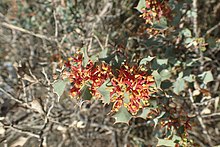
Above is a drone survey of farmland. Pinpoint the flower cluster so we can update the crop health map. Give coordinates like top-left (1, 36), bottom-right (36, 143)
top-left (62, 53), bottom-right (111, 99)
top-left (140, 0), bottom-right (171, 25)
top-left (110, 64), bottom-right (155, 115)
top-left (62, 53), bottom-right (156, 115)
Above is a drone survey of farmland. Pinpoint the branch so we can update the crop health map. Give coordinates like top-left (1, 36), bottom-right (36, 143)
top-left (4, 125), bottom-right (40, 138)
top-left (0, 22), bottom-right (57, 42)
top-left (188, 89), bottom-right (213, 146)
top-left (205, 21), bottom-right (220, 36)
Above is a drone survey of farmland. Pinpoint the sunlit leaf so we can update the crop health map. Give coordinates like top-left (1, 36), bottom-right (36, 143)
top-left (152, 17), bottom-right (168, 30)
top-left (198, 71), bottom-right (213, 84)
top-left (183, 74), bottom-right (195, 82)
top-left (112, 105), bottom-right (132, 124)
top-left (173, 78), bottom-right (185, 95)
top-left (81, 47), bottom-right (89, 67)
top-left (152, 70), bottom-right (162, 88)
top-left (135, 0), bottom-right (146, 13)
top-left (97, 79), bottom-right (111, 104)
top-left (80, 85), bottom-right (92, 100)
top-left (157, 138), bottom-right (176, 146)
top-left (157, 59), bottom-right (168, 65)
top-left (139, 56), bottom-right (155, 65)
top-left (99, 48), bottom-right (108, 58)
top-left (160, 69), bottom-right (171, 81)
top-left (53, 79), bottom-right (68, 101)
top-left (181, 28), bottom-right (192, 37)
top-left (138, 107), bottom-right (152, 119)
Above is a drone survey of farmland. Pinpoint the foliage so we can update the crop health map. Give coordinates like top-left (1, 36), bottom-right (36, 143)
top-left (53, 0), bottom-right (219, 146)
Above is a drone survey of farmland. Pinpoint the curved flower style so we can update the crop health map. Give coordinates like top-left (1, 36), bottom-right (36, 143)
top-left (140, 0), bottom-right (171, 25)
top-left (110, 64), bottom-right (155, 115)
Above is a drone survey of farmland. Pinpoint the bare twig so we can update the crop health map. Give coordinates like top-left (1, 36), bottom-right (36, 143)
top-left (192, 0), bottom-right (199, 37)
top-left (205, 21), bottom-right (220, 36)
top-left (4, 125), bottom-right (40, 138)
top-left (201, 112), bottom-right (220, 118)
top-left (93, 34), bottom-right (105, 50)
top-left (188, 89), bottom-right (213, 146)
top-left (0, 22), bottom-right (57, 42)
top-left (53, 10), bottom-right (59, 38)
top-left (0, 88), bottom-right (23, 104)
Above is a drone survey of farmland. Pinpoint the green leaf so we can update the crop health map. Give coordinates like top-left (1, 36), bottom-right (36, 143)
top-left (152, 17), bottom-right (168, 30)
top-left (160, 69), bottom-right (171, 81)
top-left (53, 79), bottom-right (68, 101)
top-left (173, 78), bottom-right (185, 95)
top-left (157, 59), bottom-right (168, 65)
top-left (135, 0), bottom-right (146, 13)
top-left (157, 138), bottom-right (176, 146)
top-left (81, 48), bottom-right (89, 67)
top-left (139, 56), bottom-right (155, 65)
top-left (177, 125), bottom-right (185, 134)
top-left (112, 105), bottom-right (132, 124)
top-left (183, 74), bottom-right (195, 82)
top-left (97, 79), bottom-right (111, 104)
top-left (181, 28), bottom-right (192, 38)
top-left (138, 107), bottom-right (152, 119)
top-left (152, 71), bottom-right (162, 88)
top-left (198, 71), bottom-right (214, 84)
top-left (185, 38), bottom-right (194, 44)
top-left (80, 85), bottom-right (92, 100)
top-left (161, 81), bottom-right (172, 89)
top-left (99, 48), bottom-right (108, 58)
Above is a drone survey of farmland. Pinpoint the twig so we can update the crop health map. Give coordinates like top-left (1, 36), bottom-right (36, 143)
top-left (93, 34), bottom-right (105, 50)
top-left (0, 88), bottom-right (23, 104)
top-left (205, 21), bottom-right (220, 36)
top-left (4, 125), bottom-right (40, 138)
top-left (188, 89), bottom-right (213, 146)
top-left (192, 0), bottom-right (199, 37)
top-left (0, 88), bottom-right (43, 114)
top-left (0, 22), bottom-right (57, 42)
top-left (53, 10), bottom-right (58, 38)
top-left (201, 112), bottom-right (220, 118)
top-left (188, 130), bottom-right (206, 147)
top-left (105, 32), bottom-right (109, 48)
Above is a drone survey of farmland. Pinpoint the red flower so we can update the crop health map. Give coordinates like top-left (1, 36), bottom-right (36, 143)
top-left (110, 63), bottom-right (155, 115)
top-left (62, 53), bottom-right (112, 99)
top-left (62, 54), bottom-right (156, 115)
top-left (140, 0), bottom-right (172, 25)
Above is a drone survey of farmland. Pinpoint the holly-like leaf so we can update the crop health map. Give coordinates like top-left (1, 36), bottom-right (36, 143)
top-left (81, 47), bottom-right (89, 67)
top-left (97, 79), bottom-right (111, 104)
top-left (157, 59), bottom-right (168, 65)
top-left (160, 69), bottom-right (171, 81)
top-left (181, 28), bottom-right (192, 38)
top-left (152, 17), bottom-right (168, 30)
top-left (53, 79), bottom-right (68, 101)
top-left (135, 0), bottom-right (146, 13)
top-left (198, 71), bottom-right (213, 84)
top-left (157, 138), bottom-right (176, 146)
top-left (173, 78), bottom-right (185, 95)
top-left (138, 107), bottom-right (152, 119)
top-left (152, 71), bottom-right (162, 88)
top-left (139, 56), bottom-right (155, 65)
top-left (112, 105), bottom-right (132, 124)
top-left (183, 74), bottom-right (195, 82)
top-left (99, 48), bottom-right (108, 59)
top-left (80, 85), bottom-right (92, 100)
